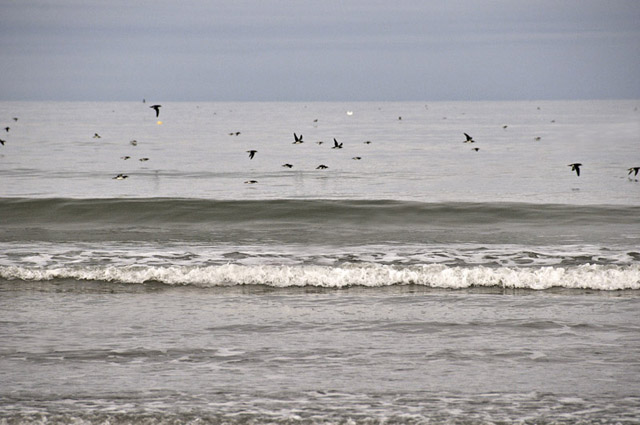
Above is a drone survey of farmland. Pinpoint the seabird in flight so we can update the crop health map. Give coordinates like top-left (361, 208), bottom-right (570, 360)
top-left (316, 164), bottom-right (329, 169)
top-left (463, 133), bottom-right (474, 143)
top-left (628, 167), bottom-right (640, 177)
top-left (244, 180), bottom-right (258, 184)
top-left (282, 163), bottom-right (293, 168)
top-left (293, 133), bottom-right (304, 144)
top-left (332, 138), bottom-right (343, 149)
top-left (568, 163), bottom-right (582, 176)
top-left (93, 133), bottom-right (101, 139)
top-left (139, 157), bottom-right (149, 162)
top-left (112, 173), bottom-right (128, 180)
top-left (247, 150), bottom-right (257, 159)
top-left (150, 105), bottom-right (162, 117)
top-left (0, 139), bottom-right (5, 146)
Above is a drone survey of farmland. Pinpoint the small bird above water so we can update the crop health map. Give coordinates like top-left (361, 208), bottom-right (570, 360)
top-left (282, 163), bottom-right (293, 168)
top-left (0, 139), bottom-right (5, 146)
top-left (463, 133), bottom-right (474, 143)
top-left (332, 138), bottom-right (343, 149)
top-left (150, 105), bottom-right (161, 117)
top-left (628, 167), bottom-right (640, 177)
top-left (568, 163), bottom-right (582, 176)
top-left (244, 180), bottom-right (258, 184)
top-left (121, 156), bottom-right (130, 160)
top-left (247, 150), bottom-right (257, 159)
top-left (13, 117), bottom-right (18, 122)
top-left (112, 173), bottom-right (128, 180)
top-left (139, 157), bottom-right (149, 162)
top-left (364, 141), bottom-right (372, 144)
top-left (472, 147), bottom-right (479, 152)
top-left (316, 164), bottom-right (329, 169)
top-left (293, 133), bottom-right (303, 144)
top-left (93, 133), bottom-right (101, 139)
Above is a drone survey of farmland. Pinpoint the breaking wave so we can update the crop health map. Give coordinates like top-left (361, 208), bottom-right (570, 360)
top-left (2, 263), bottom-right (639, 290)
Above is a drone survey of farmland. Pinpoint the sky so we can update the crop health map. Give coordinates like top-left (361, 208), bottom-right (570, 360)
top-left (1, 0), bottom-right (639, 102)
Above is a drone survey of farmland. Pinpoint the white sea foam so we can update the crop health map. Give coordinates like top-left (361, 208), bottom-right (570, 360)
top-left (2, 263), bottom-right (639, 290)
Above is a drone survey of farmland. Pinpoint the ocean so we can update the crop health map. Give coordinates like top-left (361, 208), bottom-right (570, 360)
top-left (0, 100), bottom-right (639, 424)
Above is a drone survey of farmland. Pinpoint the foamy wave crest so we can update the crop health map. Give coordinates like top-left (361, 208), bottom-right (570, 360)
top-left (2, 263), bottom-right (639, 290)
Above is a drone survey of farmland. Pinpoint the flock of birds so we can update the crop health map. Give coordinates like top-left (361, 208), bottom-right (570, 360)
top-left (1, 103), bottom-right (639, 184)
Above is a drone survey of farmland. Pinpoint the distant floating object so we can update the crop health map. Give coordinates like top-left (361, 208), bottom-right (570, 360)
top-left (568, 163), bottom-right (582, 176)
top-left (139, 157), bottom-right (149, 162)
top-left (282, 163), bottom-right (293, 168)
top-left (121, 156), bottom-right (130, 160)
top-left (12, 117), bottom-right (18, 122)
top-left (332, 138), bottom-right (343, 149)
top-left (244, 180), bottom-right (258, 184)
top-left (551, 120), bottom-right (556, 123)
top-left (398, 116), bottom-right (402, 120)
top-left (628, 167), bottom-right (640, 177)
top-left (316, 164), bottom-right (329, 169)
top-left (472, 147), bottom-right (479, 152)
top-left (316, 141), bottom-right (324, 145)
top-left (352, 156), bottom-right (362, 160)
top-left (364, 141), bottom-right (372, 144)
top-left (293, 133), bottom-right (304, 144)
top-left (502, 125), bottom-right (508, 129)
top-left (0, 139), bottom-right (5, 146)
top-left (4, 127), bottom-right (9, 132)
top-left (313, 119), bottom-right (318, 123)
top-left (247, 150), bottom-right (257, 159)
top-left (346, 111), bottom-right (353, 116)
top-left (112, 173), bottom-right (128, 180)
top-left (463, 133), bottom-right (474, 143)
top-left (150, 104), bottom-right (161, 117)
top-left (130, 140), bottom-right (138, 146)
top-left (93, 133), bottom-right (101, 139)
top-left (534, 137), bottom-right (542, 141)
top-left (229, 132), bottom-right (241, 136)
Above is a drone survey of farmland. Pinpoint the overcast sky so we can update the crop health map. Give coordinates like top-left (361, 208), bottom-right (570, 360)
top-left (1, 0), bottom-right (639, 101)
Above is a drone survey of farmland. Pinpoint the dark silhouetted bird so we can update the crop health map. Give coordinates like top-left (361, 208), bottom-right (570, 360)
top-left (247, 150), bottom-right (257, 159)
top-left (150, 105), bottom-right (161, 117)
top-left (628, 167), bottom-right (640, 177)
top-left (332, 138), bottom-right (343, 149)
top-left (293, 133), bottom-right (303, 144)
top-left (463, 133), bottom-right (474, 143)
top-left (568, 163), bottom-right (582, 176)
top-left (316, 164), bottom-right (329, 169)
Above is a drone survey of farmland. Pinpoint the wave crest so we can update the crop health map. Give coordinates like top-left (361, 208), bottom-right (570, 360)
top-left (2, 263), bottom-right (638, 291)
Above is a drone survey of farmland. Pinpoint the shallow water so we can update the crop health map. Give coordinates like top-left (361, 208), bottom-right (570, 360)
top-left (1, 100), bottom-right (639, 424)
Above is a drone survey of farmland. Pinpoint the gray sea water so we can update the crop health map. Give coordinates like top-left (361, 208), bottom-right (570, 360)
top-left (1, 100), bottom-right (640, 424)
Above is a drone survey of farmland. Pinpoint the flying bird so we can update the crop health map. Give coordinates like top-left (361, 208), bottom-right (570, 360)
top-left (463, 133), bottom-right (474, 143)
top-left (568, 163), bottom-right (582, 176)
top-left (93, 133), bottom-right (101, 139)
top-left (112, 173), bottom-right (128, 180)
top-left (244, 180), bottom-right (258, 184)
top-left (150, 105), bottom-right (161, 117)
top-left (0, 139), bottom-right (5, 146)
top-left (293, 133), bottom-right (304, 144)
top-left (472, 147), bottom-right (480, 152)
top-left (316, 164), bottom-right (329, 169)
top-left (247, 150), bottom-right (257, 159)
top-left (282, 163), bottom-right (293, 168)
top-left (628, 167), bottom-right (640, 177)
top-left (332, 138), bottom-right (343, 149)
top-left (139, 157), bottom-right (149, 162)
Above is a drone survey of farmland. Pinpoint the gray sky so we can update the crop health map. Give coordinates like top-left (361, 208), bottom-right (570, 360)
top-left (1, 0), bottom-right (639, 101)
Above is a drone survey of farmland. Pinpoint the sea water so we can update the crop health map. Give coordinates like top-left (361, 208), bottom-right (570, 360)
top-left (1, 100), bottom-right (639, 424)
